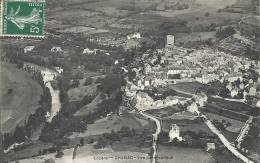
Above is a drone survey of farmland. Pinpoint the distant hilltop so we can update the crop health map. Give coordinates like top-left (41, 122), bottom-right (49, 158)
top-left (195, 0), bottom-right (238, 8)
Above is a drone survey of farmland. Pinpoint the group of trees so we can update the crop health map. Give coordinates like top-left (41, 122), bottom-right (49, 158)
top-left (158, 129), bottom-right (216, 149)
top-left (94, 127), bottom-right (137, 149)
top-left (39, 74), bottom-right (124, 143)
top-left (3, 83), bottom-right (51, 149)
top-left (240, 123), bottom-right (260, 152)
top-left (216, 26), bottom-right (236, 40)
top-left (192, 23), bottom-right (218, 32)
top-left (212, 119), bottom-right (232, 131)
top-left (97, 74), bottom-right (126, 95)
top-left (3, 44), bottom-right (59, 69)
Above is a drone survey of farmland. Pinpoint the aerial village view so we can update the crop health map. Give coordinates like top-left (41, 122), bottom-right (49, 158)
top-left (0, 0), bottom-right (259, 163)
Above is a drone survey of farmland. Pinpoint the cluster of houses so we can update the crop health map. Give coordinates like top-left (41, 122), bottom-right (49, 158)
top-left (124, 33), bottom-right (260, 118)
top-left (127, 35), bottom-right (258, 92)
top-left (134, 91), bottom-right (190, 111)
top-left (82, 48), bottom-right (110, 56)
top-left (24, 45), bottom-right (64, 54)
top-left (82, 32), bottom-right (143, 50)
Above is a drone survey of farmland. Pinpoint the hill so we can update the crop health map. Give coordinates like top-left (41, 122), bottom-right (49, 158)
top-left (0, 62), bottom-right (42, 133)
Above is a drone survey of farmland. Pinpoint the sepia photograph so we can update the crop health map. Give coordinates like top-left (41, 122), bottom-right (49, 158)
top-left (0, 0), bottom-right (259, 163)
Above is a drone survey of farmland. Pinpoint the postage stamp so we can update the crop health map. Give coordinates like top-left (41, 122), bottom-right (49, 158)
top-left (0, 0), bottom-right (45, 38)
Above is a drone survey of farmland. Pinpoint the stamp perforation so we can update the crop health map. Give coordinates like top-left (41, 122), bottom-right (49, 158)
top-left (0, 0), bottom-right (45, 39)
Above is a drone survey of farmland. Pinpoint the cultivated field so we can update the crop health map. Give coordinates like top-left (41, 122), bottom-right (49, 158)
top-left (157, 145), bottom-right (215, 163)
top-left (45, 0), bottom-right (243, 40)
top-left (169, 82), bottom-right (204, 94)
top-left (0, 62), bottom-right (42, 133)
top-left (161, 118), bottom-right (214, 136)
top-left (69, 114), bottom-right (149, 138)
top-left (205, 112), bottom-right (244, 133)
top-left (14, 145), bottom-right (150, 163)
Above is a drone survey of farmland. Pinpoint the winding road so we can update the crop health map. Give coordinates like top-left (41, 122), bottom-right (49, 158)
top-left (41, 70), bottom-right (61, 122)
top-left (139, 111), bottom-right (161, 163)
top-left (201, 113), bottom-right (254, 163)
top-left (124, 96), bottom-right (161, 163)
top-left (153, 89), bottom-right (254, 163)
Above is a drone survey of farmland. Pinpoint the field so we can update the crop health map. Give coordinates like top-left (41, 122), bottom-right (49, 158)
top-left (169, 82), bottom-right (204, 94)
top-left (14, 145), bottom-right (150, 163)
top-left (69, 113), bottom-right (153, 138)
top-left (45, 0), bottom-right (244, 43)
top-left (157, 145), bottom-right (215, 163)
top-left (208, 97), bottom-right (258, 116)
top-left (161, 118), bottom-right (214, 136)
top-left (144, 106), bottom-right (183, 118)
top-left (174, 31), bottom-right (217, 44)
top-left (68, 78), bottom-right (98, 102)
top-left (205, 112), bottom-right (244, 133)
top-left (0, 62), bottom-right (42, 133)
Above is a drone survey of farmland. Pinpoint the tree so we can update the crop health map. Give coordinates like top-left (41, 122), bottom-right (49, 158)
top-left (80, 138), bottom-right (85, 146)
top-left (97, 74), bottom-right (126, 95)
top-left (70, 80), bottom-right (80, 88)
top-left (128, 71), bottom-right (137, 81)
top-left (119, 126), bottom-right (132, 137)
top-left (216, 26), bottom-right (236, 40)
top-left (13, 126), bottom-right (26, 143)
top-left (55, 144), bottom-right (64, 158)
top-left (7, 88), bottom-right (13, 94)
top-left (84, 77), bottom-right (93, 86)
top-left (94, 137), bottom-right (108, 149)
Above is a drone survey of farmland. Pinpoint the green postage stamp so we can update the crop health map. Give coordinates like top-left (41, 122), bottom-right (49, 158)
top-left (0, 0), bottom-right (45, 38)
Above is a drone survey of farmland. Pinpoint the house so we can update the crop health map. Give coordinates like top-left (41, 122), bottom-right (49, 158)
top-left (225, 73), bottom-right (243, 83)
top-left (114, 60), bottom-right (119, 65)
top-left (121, 67), bottom-right (128, 73)
top-left (256, 101), bottom-right (260, 108)
top-left (187, 102), bottom-right (199, 114)
top-left (24, 46), bottom-right (35, 53)
top-left (51, 46), bottom-right (63, 53)
top-left (164, 96), bottom-right (179, 106)
top-left (239, 83), bottom-right (245, 89)
top-left (144, 64), bottom-right (152, 74)
top-left (169, 124), bottom-right (183, 142)
top-left (137, 80), bottom-right (142, 88)
top-left (144, 80), bottom-right (150, 87)
top-left (166, 35), bottom-right (175, 47)
top-left (135, 92), bottom-right (154, 110)
top-left (194, 93), bottom-right (208, 107)
top-left (206, 143), bottom-right (215, 152)
top-left (82, 48), bottom-right (94, 55)
top-left (144, 76), bottom-right (153, 87)
top-left (45, 111), bottom-right (50, 120)
top-left (231, 89), bottom-right (239, 98)
top-left (249, 87), bottom-right (257, 96)
top-left (226, 83), bottom-right (233, 91)
top-left (54, 67), bottom-right (63, 74)
top-left (127, 32), bottom-right (141, 40)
